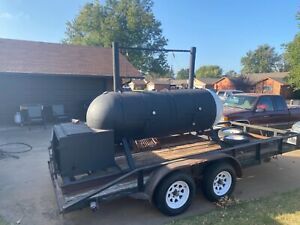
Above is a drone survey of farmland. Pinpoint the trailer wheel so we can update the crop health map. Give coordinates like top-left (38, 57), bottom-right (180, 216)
top-left (154, 172), bottom-right (195, 216)
top-left (218, 127), bottom-right (243, 139)
top-left (223, 134), bottom-right (250, 145)
top-left (202, 163), bottom-right (236, 202)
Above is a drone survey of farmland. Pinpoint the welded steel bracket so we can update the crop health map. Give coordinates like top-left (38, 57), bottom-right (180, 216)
top-left (122, 138), bottom-right (136, 170)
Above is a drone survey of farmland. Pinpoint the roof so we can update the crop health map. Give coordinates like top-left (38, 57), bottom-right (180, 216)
top-left (170, 79), bottom-right (188, 85)
top-left (0, 38), bottom-right (141, 78)
top-left (147, 78), bottom-right (172, 85)
top-left (256, 76), bottom-right (288, 85)
top-left (235, 93), bottom-right (279, 97)
top-left (130, 79), bottom-right (147, 85)
top-left (217, 89), bottom-right (243, 92)
top-left (243, 72), bottom-right (288, 84)
top-left (271, 77), bottom-right (288, 84)
top-left (198, 77), bottom-right (221, 85)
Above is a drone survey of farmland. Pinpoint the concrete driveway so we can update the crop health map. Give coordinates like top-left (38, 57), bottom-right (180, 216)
top-left (1, 126), bottom-right (300, 225)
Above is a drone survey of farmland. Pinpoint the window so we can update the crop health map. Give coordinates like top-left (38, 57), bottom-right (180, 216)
top-left (217, 91), bottom-right (225, 96)
top-left (256, 97), bottom-right (274, 111)
top-left (273, 96), bottom-right (287, 111)
top-left (224, 95), bottom-right (257, 110)
top-left (263, 85), bottom-right (273, 93)
top-left (232, 91), bottom-right (243, 95)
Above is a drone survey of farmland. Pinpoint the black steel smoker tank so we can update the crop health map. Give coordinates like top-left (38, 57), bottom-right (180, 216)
top-left (86, 89), bottom-right (223, 141)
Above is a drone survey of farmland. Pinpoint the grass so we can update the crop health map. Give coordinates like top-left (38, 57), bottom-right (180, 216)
top-left (167, 189), bottom-right (300, 225)
top-left (0, 217), bottom-right (7, 225)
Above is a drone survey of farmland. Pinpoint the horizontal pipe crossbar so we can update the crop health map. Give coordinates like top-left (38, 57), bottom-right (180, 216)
top-left (119, 46), bottom-right (191, 53)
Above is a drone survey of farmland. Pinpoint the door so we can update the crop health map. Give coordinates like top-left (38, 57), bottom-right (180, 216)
top-left (250, 96), bottom-right (278, 126)
top-left (271, 96), bottom-right (291, 129)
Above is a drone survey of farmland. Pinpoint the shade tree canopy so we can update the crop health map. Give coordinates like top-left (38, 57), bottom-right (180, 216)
top-left (195, 65), bottom-right (222, 79)
top-left (64, 0), bottom-right (170, 76)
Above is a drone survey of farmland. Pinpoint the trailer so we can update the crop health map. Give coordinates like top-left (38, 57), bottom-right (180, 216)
top-left (48, 121), bottom-right (300, 216)
top-left (48, 43), bottom-right (300, 216)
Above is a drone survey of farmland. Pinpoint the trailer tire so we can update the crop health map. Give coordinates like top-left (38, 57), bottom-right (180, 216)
top-left (154, 172), bottom-right (195, 216)
top-left (202, 163), bottom-right (236, 202)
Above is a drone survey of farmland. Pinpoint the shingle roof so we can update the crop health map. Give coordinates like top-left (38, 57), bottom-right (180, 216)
top-left (148, 78), bottom-right (173, 85)
top-left (170, 79), bottom-right (188, 85)
top-left (243, 72), bottom-right (288, 84)
top-left (271, 77), bottom-right (287, 84)
top-left (198, 77), bottom-right (221, 85)
top-left (0, 38), bottom-right (141, 78)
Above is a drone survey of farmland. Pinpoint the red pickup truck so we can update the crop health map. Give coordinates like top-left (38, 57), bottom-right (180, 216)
top-left (221, 93), bottom-right (300, 129)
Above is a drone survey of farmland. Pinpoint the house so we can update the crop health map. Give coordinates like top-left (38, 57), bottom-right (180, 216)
top-left (195, 78), bottom-right (221, 90)
top-left (252, 76), bottom-right (292, 98)
top-left (0, 38), bottom-right (141, 124)
top-left (213, 77), bottom-right (235, 91)
top-left (146, 78), bottom-right (172, 91)
top-left (243, 72), bottom-right (289, 85)
top-left (128, 79), bottom-right (147, 91)
top-left (243, 72), bottom-right (292, 98)
top-left (144, 78), bottom-right (220, 91)
top-left (205, 72), bottom-right (292, 98)
top-left (170, 79), bottom-right (188, 89)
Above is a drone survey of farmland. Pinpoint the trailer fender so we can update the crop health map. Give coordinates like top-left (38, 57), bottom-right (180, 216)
top-left (145, 153), bottom-right (242, 203)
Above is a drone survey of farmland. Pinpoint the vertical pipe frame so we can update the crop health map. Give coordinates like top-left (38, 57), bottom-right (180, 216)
top-left (188, 47), bottom-right (196, 89)
top-left (112, 42), bottom-right (121, 92)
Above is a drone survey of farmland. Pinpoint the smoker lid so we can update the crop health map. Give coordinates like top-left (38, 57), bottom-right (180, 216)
top-left (53, 122), bottom-right (96, 138)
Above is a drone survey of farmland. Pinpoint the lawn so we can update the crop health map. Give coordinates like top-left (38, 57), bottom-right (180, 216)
top-left (168, 189), bottom-right (300, 225)
top-left (0, 217), bottom-right (7, 225)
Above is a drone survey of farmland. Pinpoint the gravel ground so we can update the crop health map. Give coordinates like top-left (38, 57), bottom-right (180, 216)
top-left (0, 126), bottom-right (300, 225)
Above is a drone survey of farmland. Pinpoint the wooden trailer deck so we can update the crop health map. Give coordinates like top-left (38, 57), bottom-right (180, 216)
top-left (116, 138), bottom-right (221, 170)
top-left (59, 132), bottom-right (269, 194)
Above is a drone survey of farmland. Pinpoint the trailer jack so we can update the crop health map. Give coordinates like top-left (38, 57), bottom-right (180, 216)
top-left (90, 201), bottom-right (98, 212)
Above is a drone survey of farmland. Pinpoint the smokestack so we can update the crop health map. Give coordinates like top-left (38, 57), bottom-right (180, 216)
top-left (188, 47), bottom-right (196, 89)
top-left (112, 42), bottom-right (121, 92)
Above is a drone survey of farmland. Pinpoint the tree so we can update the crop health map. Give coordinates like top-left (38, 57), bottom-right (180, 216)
top-left (241, 44), bottom-right (283, 74)
top-left (285, 34), bottom-right (300, 89)
top-left (64, 0), bottom-right (170, 75)
top-left (283, 11), bottom-right (300, 89)
top-left (231, 76), bottom-right (252, 92)
top-left (164, 67), bottom-right (175, 78)
top-left (176, 68), bottom-right (189, 79)
top-left (225, 70), bottom-right (238, 77)
top-left (195, 65), bottom-right (222, 79)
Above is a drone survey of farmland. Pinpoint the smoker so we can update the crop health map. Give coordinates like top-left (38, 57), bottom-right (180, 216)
top-left (48, 44), bottom-right (300, 216)
top-left (49, 43), bottom-right (222, 186)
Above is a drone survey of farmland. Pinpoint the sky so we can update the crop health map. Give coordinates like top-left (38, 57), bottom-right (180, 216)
top-left (0, 0), bottom-right (299, 73)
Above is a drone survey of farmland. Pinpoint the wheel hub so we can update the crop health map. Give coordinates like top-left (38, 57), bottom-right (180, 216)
top-left (213, 171), bottom-right (232, 196)
top-left (166, 181), bottom-right (190, 209)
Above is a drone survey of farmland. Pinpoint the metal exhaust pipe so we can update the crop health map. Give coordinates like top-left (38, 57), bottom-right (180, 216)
top-left (188, 47), bottom-right (196, 89)
top-left (112, 42), bottom-right (121, 92)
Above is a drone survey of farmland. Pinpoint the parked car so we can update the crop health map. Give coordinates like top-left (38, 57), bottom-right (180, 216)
top-left (287, 121), bottom-right (300, 145)
top-left (221, 93), bottom-right (300, 129)
top-left (216, 90), bottom-right (244, 101)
